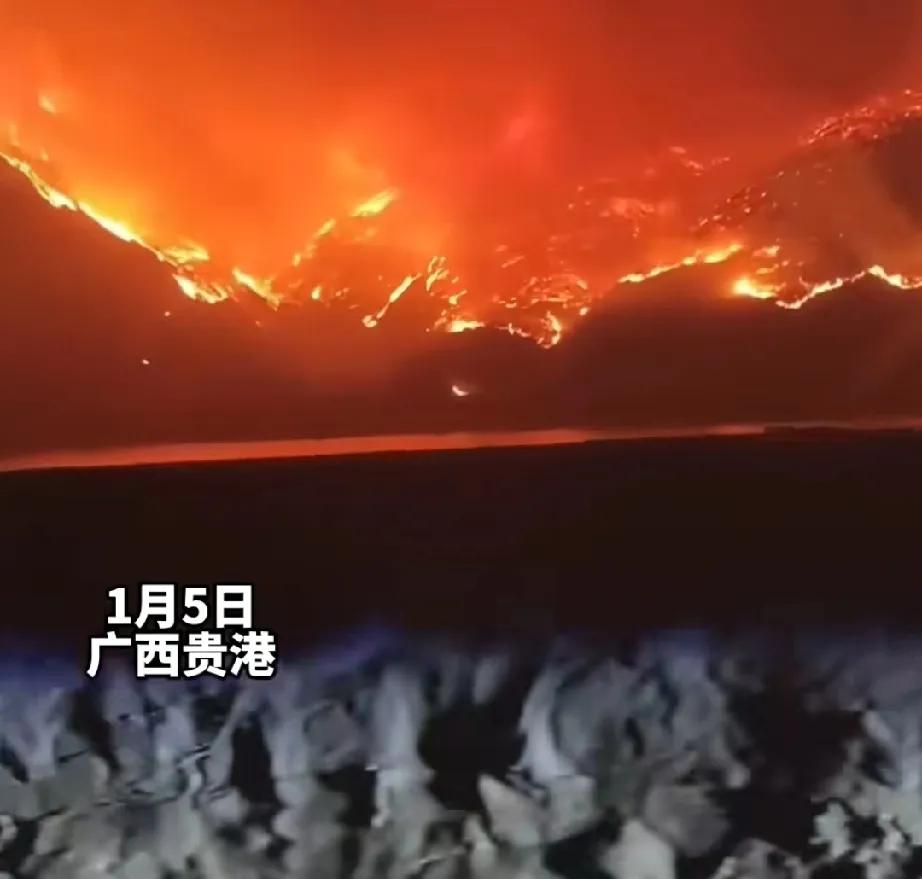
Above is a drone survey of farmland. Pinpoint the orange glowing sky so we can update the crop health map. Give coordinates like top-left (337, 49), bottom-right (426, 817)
top-left (5, 2), bottom-right (921, 277)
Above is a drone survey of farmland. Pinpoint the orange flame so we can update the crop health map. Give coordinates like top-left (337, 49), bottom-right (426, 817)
top-left (617, 243), bottom-right (745, 285)
top-left (7, 82), bottom-right (922, 351)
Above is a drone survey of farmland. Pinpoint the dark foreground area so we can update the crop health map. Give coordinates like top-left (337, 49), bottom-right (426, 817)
top-left (4, 429), bottom-right (922, 876)
top-left (2, 426), bottom-right (922, 651)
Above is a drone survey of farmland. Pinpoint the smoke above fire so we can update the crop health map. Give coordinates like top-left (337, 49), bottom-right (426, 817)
top-left (3, 1), bottom-right (922, 349)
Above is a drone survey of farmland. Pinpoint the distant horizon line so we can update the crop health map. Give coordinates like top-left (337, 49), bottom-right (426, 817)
top-left (2, 419), bottom-right (920, 475)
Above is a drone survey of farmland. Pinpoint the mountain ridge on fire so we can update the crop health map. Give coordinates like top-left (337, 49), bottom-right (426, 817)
top-left (6, 89), bottom-right (922, 456)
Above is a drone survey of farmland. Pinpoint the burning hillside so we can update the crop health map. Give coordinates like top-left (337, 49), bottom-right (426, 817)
top-left (6, 83), bottom-right (922, 351)
top-left (1, 124), bottom-right (740, 348)
top-left (0, 2), bottom-right (919, 349)
top-left (701, 89), bottom-right (922, 309)
top-left (6, 4), bottom-right (922, 456)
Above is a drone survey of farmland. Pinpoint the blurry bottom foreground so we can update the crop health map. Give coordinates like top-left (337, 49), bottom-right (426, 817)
top-left (0, 633), bottom-right (921, 878)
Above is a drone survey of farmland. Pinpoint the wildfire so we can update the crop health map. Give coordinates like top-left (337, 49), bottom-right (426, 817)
top-left (231, 268), bottom-right (282, 308)
top-left (0, 150), bottom-right (243, 306)
top-left (362, 273), bottom-right (420, 328)
top-left (732, 277), bottom-right (779, 301)
top-left (443, 318), bottom-right (486, 334)
top-left (351, 189), bottom-right (400, 219)
top-left (6, 83), bottom-right (922, 349)
top-left (617, 243), bottom-right (745, 285)
top-left (803, 89), bottom-right (922, 148)
top-left (731, 258), bottom-right (922, 310)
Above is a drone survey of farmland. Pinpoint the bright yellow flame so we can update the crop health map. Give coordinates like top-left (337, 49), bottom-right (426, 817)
top-left (232, 268), bottom-right (281, 306)
top-left (2, 153), bottom-right (76, 210)
top-left (173, 274), bottom-right (232, 304)
top-left (77, 203), bottom-right (144, 245)
top-left (362, 273), bottom-right (419, 327)
top-left (733, 276), bottom-right (780, 301)
top-left (164, 242), bottom-right (211, 265)
top-left (868, 264), bottom-right (922, 290)
top-left (425, 255), bottom-right (451, 292)
top-left (544, 312), bottom-right (564, 347)
top-left (444, 318), bottom-right (486, 334)
top-left (351, 188), bottom-right (399, 218)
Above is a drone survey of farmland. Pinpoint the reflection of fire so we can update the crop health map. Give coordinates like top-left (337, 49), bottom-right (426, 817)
top-left (6, 86), bottom-right (922, 348)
